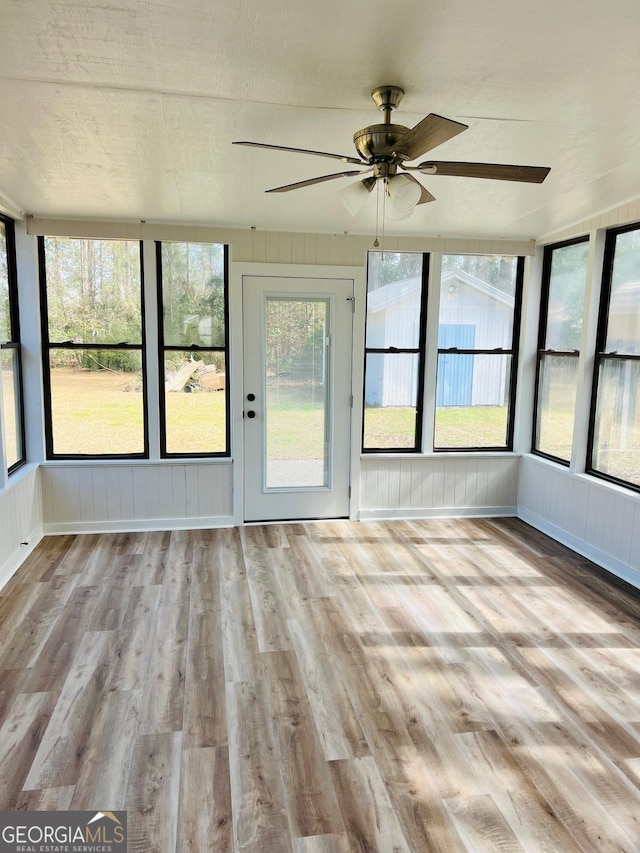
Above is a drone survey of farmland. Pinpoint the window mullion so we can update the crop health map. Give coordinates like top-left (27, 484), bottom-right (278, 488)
top-left (141, 238), bottom-right (160, 459)
top-left (421, 251), bottom-right (441, 453)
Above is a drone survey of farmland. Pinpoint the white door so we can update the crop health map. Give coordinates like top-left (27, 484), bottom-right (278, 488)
top-left (243, 274), bottom-right (353, 522)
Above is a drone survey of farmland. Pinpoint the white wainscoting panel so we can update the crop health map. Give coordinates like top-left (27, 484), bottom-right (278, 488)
top-left (0, 465), bottom-right (43, 590)
top-left (538, 196), bottom-right (640, 245)
top-left (359, 454), bottom-right (519, 519)
top-left (40, 462), bottom-right (234, 533)
top-left (518, 454), bottom-right (640, 589)
top-left (26, 218), bottom-right (535, 264)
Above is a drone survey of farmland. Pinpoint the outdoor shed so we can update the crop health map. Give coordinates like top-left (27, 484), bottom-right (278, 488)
top-left (365, 268), bottom-right (514, 408)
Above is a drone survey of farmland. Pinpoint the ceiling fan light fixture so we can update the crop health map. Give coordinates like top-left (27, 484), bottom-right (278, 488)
top-left (385, 202), bottom-right (415, 222)
top-left (338, 177), bottom-right (375, 215)
top-left (237, 85), bottom-right (550, 213)
top-left (387, 174), bottom-right (421, 213)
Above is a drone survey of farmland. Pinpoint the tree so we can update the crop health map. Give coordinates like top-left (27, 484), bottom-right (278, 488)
top-left (44, 237), bottom-right (142, 370)
top-left (442, 254), bottom-right (518, 295)
top-left (265, 299), bottom-right (327, 383)
top-left (545, 241), bottom-right (590, 351)
top-left (368, 252), bottom-right (423, 291)
top-left (160, 242), bottom-right (226, 372)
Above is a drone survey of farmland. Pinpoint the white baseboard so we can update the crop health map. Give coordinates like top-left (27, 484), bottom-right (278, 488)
top-left (43, 515), bottom-right (235, 535)
top-left (0, 524), bottom-right (44, 593)
top-left (358, 506), bottom-right (517, 521)
top-left (517, 506), bottom-right (640, 591)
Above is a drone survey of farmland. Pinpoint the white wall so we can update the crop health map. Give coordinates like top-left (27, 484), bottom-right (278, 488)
top-left (360, 454), bottom-right (519, 519)
top-left (14, 220), bottom-right (532, 540)
top-left (10, 212), bottom-right (640, 594)
top-left (518, 198), bottom-right (640, 589)
top-left (0, 465), bottom-right (43, 590)
top-left (519, 455), bottom-right (640, 587)
top-left (40, 462), bottom-right (233, 533)
top-left (0, 220), bottom-right (45, 591)
top-left (25, 219), bottom-right (535, 263)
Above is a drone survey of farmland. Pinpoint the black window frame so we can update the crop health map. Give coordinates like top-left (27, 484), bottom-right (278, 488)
top-left (38, 236), bottom-right (149, 460)
top-left (433, 255), bottom-right (524, 452)
top-left (586, 221), bottom-right (640, 493)
top-left (156, 241), bottom-right (231, 459)
top-left (532, 236), bottom-right (589, 466)
top-left (0, 214), bottom-right (26, 473)
top-left (362, 251), bottom-right (429, 453)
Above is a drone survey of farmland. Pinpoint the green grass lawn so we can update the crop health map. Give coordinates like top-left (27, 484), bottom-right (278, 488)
top-left (47, 368), bottom-right (512, 454)
top-left (49, 368), bottom-right (146, 454)
top-left (42, 369), bottom-right (640, 487)
top-left (364, 404), bottom-right (512, 449)
top-left (165, 391), bottom-right (227, 454)
top-left (42, 369), bottom-right (573, 455)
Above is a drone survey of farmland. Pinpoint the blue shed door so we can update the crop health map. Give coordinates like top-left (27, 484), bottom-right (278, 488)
top-left (437, 324), bottom-right (475, 406)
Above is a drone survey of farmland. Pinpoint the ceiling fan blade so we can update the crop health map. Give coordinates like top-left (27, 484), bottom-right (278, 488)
top-left (403, 174), bottom-right (436, 204)
top-left (233, 140), bottom-right (365, 166)
top-left (265, 170), bottom-right (369, 193)
top-left (389, 114), bottom-right (468, 161)
top-left (417, 161), bottom-right (551, 183)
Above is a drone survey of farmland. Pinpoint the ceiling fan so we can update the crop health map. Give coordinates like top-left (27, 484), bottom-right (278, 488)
top-left (233, 85), bottom-right (550, 217)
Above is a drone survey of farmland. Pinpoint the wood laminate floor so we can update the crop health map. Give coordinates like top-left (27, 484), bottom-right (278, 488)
top-left (2, 518), bottom-right (640, 851)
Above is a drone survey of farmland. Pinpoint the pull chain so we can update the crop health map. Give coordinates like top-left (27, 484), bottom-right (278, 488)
top-left (380, 179), bottom-right (387, 260)
top-left (373, 180), bottom-right (380, 248)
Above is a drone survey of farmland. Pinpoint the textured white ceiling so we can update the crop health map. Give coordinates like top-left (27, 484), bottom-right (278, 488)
top-left (1, 0), bottom-right (640, 238)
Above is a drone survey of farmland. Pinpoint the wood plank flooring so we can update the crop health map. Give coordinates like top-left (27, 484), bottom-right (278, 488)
top-left (2, 518), bottom-right (640, 851)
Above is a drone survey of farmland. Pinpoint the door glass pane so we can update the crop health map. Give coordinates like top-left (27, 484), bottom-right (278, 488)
top-left (265, 297), bottom-right (329, 489)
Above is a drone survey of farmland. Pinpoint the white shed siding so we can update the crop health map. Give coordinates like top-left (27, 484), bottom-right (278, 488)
top-left (366, 272), bottom-right (514, 408)
top-left (439, 280), bottom-right (513, 406)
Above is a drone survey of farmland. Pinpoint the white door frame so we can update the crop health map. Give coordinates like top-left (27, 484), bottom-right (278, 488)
top-left (230, 262), bottom-right (366, 525)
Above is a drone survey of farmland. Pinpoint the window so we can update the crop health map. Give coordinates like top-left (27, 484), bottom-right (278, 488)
top-left (39, 237), bottom-right (147, 457)
top-left (533, 238), bottom-right (589, 463)
top-left (157, 242), bottom-right (229, 456)
top-left (434, 254), bottom-right (523, 450)
top-left (588, 223), bottom-right (640, 490)
top-left (362, 252), bottom-right (428, 452)
top-left (0, 214), bottom-right (25, 472)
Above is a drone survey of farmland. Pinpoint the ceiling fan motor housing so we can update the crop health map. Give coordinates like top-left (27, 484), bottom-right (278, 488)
top-left (354, 86), bottom-right (409, 163)
top-left (353, 124), bottom-right (410, 162)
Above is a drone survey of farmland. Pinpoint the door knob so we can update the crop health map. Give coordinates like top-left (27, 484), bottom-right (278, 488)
top-left (247, 410), bottom-right (256, 418)
top-left (247, 393), bottom-right (255, 401)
